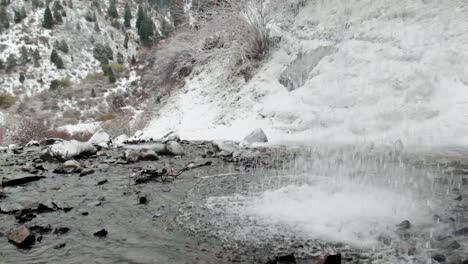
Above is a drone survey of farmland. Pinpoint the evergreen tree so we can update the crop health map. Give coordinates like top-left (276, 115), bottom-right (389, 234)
top-left (53, 8), bottom-right (62, 24)
top-left (42, 5), bottom-right (54, 29)
top-left (6, 53), bottom-right (17, 72)
top-left (32, 0), bottom-right (44, 9)
top-left (131, 55), bottom-right (136, 65)
top-left (107, 0), bottom-right (118, 19)
top-left (123, 33), bottom-right (129, 49)
top-left (20, 6), bottom-right (27, 19)
top-left (67, 0), bottom-right (73, 9)
top-left (91, 88), bottom-right (96, 97)
top-left (20, 46), bottom-right (29, 65)
top-left (0, 6), bottom-right (10, 32)
top-left (0, 58), bottom-right (4, 70)
top-left (94, 21), bottom-right (100, 32)
top-left (14, 9), bottom-right (22, 23)
top-left (138, 15), bottom-right (154, 47)
top-left (108, 68), bottom-right (116, 83)
top-left (32, 49), bottom-right (41, 67)
top-left (50, 49), bottom-right (64, 69)
top-left (117, 52), bottom-right (124, 64)
top-left (124, 3), bottom-right (131, 28)
top-left (136, 5), bottom-right (144, 30)
top-left (19, 72), bottom-right (25, 84)
top-left (57, 40), bottom-right (69, 53)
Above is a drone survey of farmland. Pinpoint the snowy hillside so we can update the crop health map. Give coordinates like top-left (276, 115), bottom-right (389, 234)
top-left (143, 0), bottom-right (468, 147)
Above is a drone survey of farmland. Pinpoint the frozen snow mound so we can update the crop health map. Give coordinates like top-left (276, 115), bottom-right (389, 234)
top-left (143, 0), bottom-right (468, 147)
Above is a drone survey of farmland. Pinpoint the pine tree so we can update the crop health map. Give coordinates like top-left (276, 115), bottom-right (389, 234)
top-left (94, 21), bottom-right (100, 32)
top-left (124, 3), bottom-right (131, 28)
top-left (108, 68), bottom-right (116, 83)
top-left (6, 53), bottom-right (17, 72)
top-left (14, 9), bottom-right (22, 23)
top-left (107, 0), bottom-right (118, 19)
top-left (42, 5), bottom-right (54, 29)
top-left (0, 6), bottom-right (10, 31)
top-left (32, 49), bottom-right (41, 67)
top-left (58, 40), bottom-right (69, 53)
top-left (20, 6), bottom-right (27, 19)
top-left (131, 55), bottom-right (136, 65)
top-left (136, 5), bottom-right (144, 30)
top-left (91, 88), bottom-right (96, 97)
top-left (20, 46), bottom-right (29, 65)
top-left (50, 49), bottom-right (64, 69)
top-left (138, 15), bottom-right (154, 47)
top-left (117, 52), bottom-right (124, 64)
top-left (19, 72), bottom-right (25, 84)
top-left (0, 58), bottom-right (4, 70)
top-left (123, 33), bottom-right (129, 49)
top-left (53, 8), bottom-right (62, 24)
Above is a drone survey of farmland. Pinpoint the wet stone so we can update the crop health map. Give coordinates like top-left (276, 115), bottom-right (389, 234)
top-left (8, 226), bottom-right (35, 248)
top-left (54, 243), bottom-right (66, 249)
top-left (432, 254), bottom-right (446, 263)
top-left (396, 220), bottom-right (411, 230)
top-left (96, 179), bottom-right (108, 186)
top-left (324, 253), bottom-right (342, 264)
top-left (93, 229), bottom-right (108, 238)
top-left (53, 227), bottom-right (70, 235)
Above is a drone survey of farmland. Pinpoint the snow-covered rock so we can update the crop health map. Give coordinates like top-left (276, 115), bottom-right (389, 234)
top-left (42, 140), bottom-right (97, 161)
top-left (165, 141), bottom-right (184, 156)
top-left (212, 140), bottom-right (240, 153)
top-left (25, 141), bottom-right (40, 147)
top-left (113, 135), bottom-right (129, 147)
top-left (88, 129), bottom-right (111, 145)
top-left (241, 128), bottom-right (269, 146)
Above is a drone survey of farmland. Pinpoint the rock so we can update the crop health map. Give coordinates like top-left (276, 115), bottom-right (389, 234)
top-left (15, 209), bottom-right (37, 223)
top-left (139, 196), bottom-right (148, 204)
top-left (97, 179), bottom-right (108, 186)
top-left (165, 141), bottom-right (184, 155)
top-left (275, 253), bottom-right (296, 264)
top-left (438, 237), bottom-right (461, 250)
top-left (113, 134), bottom-right (129, 146)
top-left (79, 169), bottom-right (95, 177)
top-left (53, 227), bottom-right (70, 235)
top-left (8, 226), bottom-right (35, 248)
top-left (42, 140), bottom-right (97, 161)
top-left (2, 175), bottom-right (46, 188)
top-left (453, 227), bottom-right (468, 236)
top-left (454, 195), bottom-right (462, 201)
top-left (138, 149), bottom-right (159, 161)
top-left (54, 243), bottom-right (66, 249)
top-left (397, 220), bottom-right (411, 230)
top-left (0, 191), bottom-right (6, 199)
top-left (212, 140), bottom-right (240, 153)
top-left (54, 160), bottom-right (82, 174)
top-left (88, 129), bottom-right (111, 145)
top-left (241, 128), bottom-right (268, 146)
top-left (432, 254), bottom-right (446, 263)
top-left (93, 229), bottom-right (108, 238)
top-left (323, 254), bottom-right (342, 264)
top-left (40, 138), bottom-right (64, 146)
top-left (124, 150), bottom-right (140, 163)
top-left (87, 201), bottom-right (102, 207)
top-left (161, 131), bottom-right (180, 142)
top-left (25, 140), bottom-right (40, 147)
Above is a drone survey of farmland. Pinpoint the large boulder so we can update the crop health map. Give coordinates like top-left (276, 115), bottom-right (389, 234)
top-left (42, 140), bottom-right (97, 161)
top-left (165, 141), bottom-right (184, 155)
top-left (88, 129), bottom-right (111, 146)
top-left (241, 128), bottom-right (269, 146)
top-left (212, 140), bottom-right (240, 153)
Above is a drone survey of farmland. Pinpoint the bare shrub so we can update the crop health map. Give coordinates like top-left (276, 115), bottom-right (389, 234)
top-left (5, 116), bottom-right (49, 144)
top-left (0, 93), bottom-right (17, 109)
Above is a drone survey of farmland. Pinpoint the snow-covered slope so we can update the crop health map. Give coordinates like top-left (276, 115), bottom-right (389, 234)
top-left (143, 0), bottom-right (468, 147)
